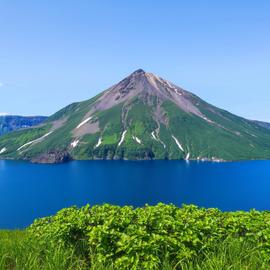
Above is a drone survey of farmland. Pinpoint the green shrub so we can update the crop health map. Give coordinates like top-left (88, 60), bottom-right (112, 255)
top-left (27, 204), bottom-right (270, 269)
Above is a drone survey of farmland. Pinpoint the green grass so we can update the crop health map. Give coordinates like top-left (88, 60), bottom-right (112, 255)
top-left (0, 230), bottom-right (268, 269)
top-left (0, 230), bottom-right (88, 270)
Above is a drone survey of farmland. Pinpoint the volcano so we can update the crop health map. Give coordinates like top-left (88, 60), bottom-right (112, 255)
top-left (1, 69), bottom-right (270, 163)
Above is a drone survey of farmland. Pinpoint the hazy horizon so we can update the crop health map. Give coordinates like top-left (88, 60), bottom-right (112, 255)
top-left (0, 1), bottom-right (269, 121)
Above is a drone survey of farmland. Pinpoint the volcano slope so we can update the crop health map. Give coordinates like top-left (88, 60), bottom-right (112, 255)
top-left (1, 69), bottom-right (270, 163)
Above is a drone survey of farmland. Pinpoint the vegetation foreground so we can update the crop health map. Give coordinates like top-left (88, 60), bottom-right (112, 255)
top-left (1, 204), bottom-right (270, 269)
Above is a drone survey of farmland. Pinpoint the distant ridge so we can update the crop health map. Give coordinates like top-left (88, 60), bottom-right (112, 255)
top-left (252, 120), bottom-right (270, 130)
top-left (1, 69), bottom-right (270, 163)
top-left (0, 115), bottom-right (47, 136)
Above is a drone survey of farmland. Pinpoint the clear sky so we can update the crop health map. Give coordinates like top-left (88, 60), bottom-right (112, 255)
top-left (0, 1), bottom-right (269, 121)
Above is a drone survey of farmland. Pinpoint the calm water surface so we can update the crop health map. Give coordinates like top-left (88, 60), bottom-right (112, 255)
top-left (1, 160), bottom-right (270, 229)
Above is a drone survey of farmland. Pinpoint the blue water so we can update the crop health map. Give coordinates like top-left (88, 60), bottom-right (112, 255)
top-left (1, 160), bottom-right (270, 229)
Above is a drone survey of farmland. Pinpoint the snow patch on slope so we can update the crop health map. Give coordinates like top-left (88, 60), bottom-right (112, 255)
top-left (95, 138), bottom-right (102, 148)
top-left (174, 88), bottom-right (182, 96)
top-left (160, 140), bottom-right (166, 148)
top-left (17, 132), bottom-right (53, 151)
top-left (132, 136), bottom-right (142, 144)
top-left (76, 117), bottom-right (92, 129)
top-left (118, 130), bottom-right (127, 146)
top-left (0, 147), bottom-right (6, 154)
top-left (151, 131), bottom-right (157, 140)
top-left (151, 130), bottom-right (166, 148)
top-left (71, 139), bottom-right (79, 148)
top-left (165, 81), bottom-right (182, 96)
top-left (172, 135), bottom-right (184, 152)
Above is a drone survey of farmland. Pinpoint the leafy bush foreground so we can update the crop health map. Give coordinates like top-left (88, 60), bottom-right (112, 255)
top-left (27, 204), bottom-right (270, 269)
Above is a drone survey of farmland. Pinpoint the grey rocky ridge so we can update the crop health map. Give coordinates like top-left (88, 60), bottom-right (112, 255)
top-left (1, 69), bottom-right (270, 163)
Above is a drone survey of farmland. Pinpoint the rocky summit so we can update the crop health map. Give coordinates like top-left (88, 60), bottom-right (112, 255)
top-left (1, 69), bottom-right (270, 163)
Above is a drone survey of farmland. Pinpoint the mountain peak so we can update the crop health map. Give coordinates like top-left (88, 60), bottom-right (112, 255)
top-left (131, 68), bottom-right (146, 75)
top-left (91, 68), bottom-right (206, 120)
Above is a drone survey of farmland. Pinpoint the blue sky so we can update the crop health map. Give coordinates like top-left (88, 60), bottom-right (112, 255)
top-left (0, 1), bottom-right (269, 121)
